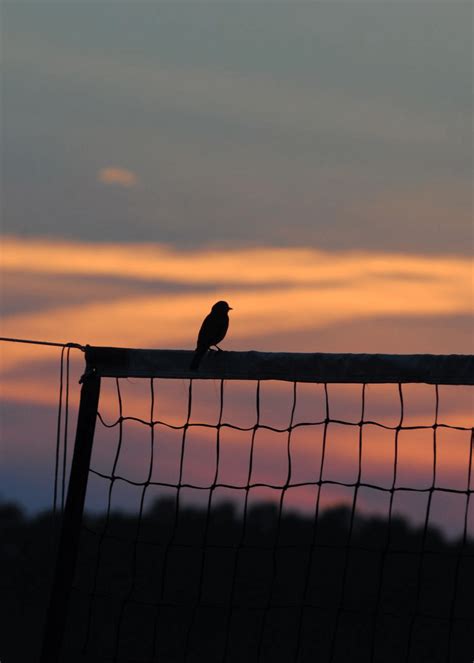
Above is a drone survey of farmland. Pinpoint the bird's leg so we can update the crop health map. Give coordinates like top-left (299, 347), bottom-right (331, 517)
top-left (212, 345), bottom-right (223, 352)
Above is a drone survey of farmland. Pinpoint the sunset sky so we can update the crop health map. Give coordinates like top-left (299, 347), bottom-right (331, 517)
top-left (1, 2), bottom-right (472, 532)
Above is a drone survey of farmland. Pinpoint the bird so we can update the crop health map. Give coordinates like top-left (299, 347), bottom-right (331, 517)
top-left (190, 300), bottom-right (233, 370)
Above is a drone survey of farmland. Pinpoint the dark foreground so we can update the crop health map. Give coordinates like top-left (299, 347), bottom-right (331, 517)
top-left (1, 499), bottom-right (472, 662)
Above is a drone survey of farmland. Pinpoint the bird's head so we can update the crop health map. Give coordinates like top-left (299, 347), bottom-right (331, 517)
top-left (212, 300), bottom-right (233, 313)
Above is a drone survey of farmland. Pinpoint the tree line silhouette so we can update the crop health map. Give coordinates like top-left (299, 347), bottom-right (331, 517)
top-left (1, 498), bottom-right (472, 662)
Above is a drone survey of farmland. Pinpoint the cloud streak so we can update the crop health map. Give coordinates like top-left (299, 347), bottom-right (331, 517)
top-left (1, 236), bottom-right (471, 376)
top-left (3, 236), bottom-right (472, 287)
top-left (97, 167), bottom-right (138, 188)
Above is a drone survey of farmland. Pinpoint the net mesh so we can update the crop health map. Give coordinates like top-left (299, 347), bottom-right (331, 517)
top-left (63, 376), bottom-right (473, 663)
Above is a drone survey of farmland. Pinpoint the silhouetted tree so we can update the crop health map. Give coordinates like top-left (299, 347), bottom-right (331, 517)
top-left (1, 499), bottom-right (472, 662)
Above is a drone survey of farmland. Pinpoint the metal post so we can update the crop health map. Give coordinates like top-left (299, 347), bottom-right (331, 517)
top-left (40, 372), bottom-right (101, 663)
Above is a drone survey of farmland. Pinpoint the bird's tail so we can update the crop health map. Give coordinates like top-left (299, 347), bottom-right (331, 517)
top-left (190, 347), bottom-right (206, 371)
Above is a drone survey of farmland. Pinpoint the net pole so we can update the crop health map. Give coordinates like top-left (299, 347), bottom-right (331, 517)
top-left (40, 372), bottom-right (101, 663)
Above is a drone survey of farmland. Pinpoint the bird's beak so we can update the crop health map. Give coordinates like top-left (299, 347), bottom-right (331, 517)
top-left (228, 307), bottom-right (233, 310)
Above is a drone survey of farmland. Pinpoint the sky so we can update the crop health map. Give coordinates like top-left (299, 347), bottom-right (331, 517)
top-left (3, 1), bottom-right (472, 251)
top-left (0, 1), bottom-right (473, 533)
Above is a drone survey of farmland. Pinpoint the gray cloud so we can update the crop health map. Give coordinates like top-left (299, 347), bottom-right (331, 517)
top-left (2, 1), bottom-right (472, 253)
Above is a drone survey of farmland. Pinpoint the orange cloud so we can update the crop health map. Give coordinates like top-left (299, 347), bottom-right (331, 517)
top-left (2, 236), bottom-right (472, 286)
top-left (0, 284), bottom-right (469, 376)
top-left (97, 166), bottom-right (138, 187)
top-left (1, 236), bottom-right (472, 375)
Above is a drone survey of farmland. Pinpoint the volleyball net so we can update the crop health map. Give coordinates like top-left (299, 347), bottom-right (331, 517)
top-left (40, 347), bottom-right (473, 663)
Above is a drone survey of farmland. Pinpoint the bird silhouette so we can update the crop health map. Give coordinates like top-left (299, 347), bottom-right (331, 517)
top-left (190, 300), bottom-right (233, 370)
